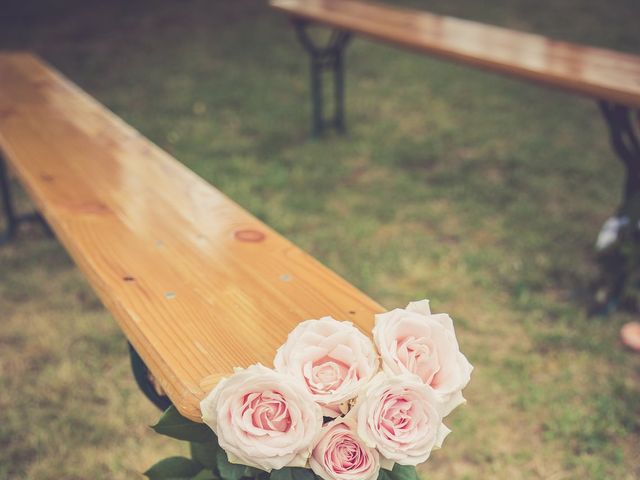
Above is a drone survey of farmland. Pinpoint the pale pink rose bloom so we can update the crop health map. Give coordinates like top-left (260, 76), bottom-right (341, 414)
top-left (200, 364), bottom-right (322, 472)
top-left (309, 416), bottom-right (380, 480)
top-left (372, 299), bottom-right (473, 415)
top-left (274, 317), bottom-right (379, 417)
top-left (356, 372), bottom-right (450, 466)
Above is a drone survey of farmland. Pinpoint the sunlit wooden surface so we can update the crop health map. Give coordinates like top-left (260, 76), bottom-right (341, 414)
top-left (271, 0), bottom-right (640, 108)
top-left (0, 52), bottom-right (384, 421)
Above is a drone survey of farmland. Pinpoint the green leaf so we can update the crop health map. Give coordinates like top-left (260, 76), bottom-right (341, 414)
top-left (191, 441), bottom-right (218, 469)
top-left (216, 449), bottom-right (246, 480)
top-left (192, 470), bottom-right (218, 480)
top-left (270, 467), bottom-right (317, 480)
top-left (377, 464), bottom-right (419, 480)
top-left (151, 406), bottom-right (215, 443)
top-left (215, 449), bottom-right (268, 480)
top-left (391, 464), bottom-right (419, 480)
top-left (144, 456), bottom-right (203, 479)
top-left (243, 465), bottom-right (267, 478)
top-left (378, 471), bottom-right (392, 480)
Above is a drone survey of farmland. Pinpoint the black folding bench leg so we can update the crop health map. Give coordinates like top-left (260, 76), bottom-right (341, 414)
top-left (292, 19), bottom-right (352, 137)
top-left (128, 343), bottom-right (172, 411)
top-left (0, 153), bottom-right (51, 245)
top-left (593, 102), bottom-right (640, 313)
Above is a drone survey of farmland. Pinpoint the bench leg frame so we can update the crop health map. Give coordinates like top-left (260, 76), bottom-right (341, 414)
top-left (593, 102), bottom-right (640, 313)
top-left (293, 20), bottom-right (352, 137)
top-left (0, 154), bottom-right (51, 246)
top-left (599, 102), bottom-right (640, 212)
top-left (128, 342), bottom-right (172, 411)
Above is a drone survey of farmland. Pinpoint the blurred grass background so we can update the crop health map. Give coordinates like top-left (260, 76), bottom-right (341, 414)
top-left (1, 0), bottom-right (639, 478)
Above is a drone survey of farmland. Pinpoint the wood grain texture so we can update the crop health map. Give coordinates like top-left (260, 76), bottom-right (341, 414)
top-left (0, 52), bottom-right (384, 421)
top-left (271, 0), bottom-right (640, 108)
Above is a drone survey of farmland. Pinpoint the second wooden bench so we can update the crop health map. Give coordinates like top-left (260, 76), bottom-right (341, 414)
top-left (271, 0), bottom-right (640, 309)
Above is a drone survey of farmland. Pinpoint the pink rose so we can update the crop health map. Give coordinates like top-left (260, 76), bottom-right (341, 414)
top-left (274, 317), bottom-right (379, 417)
top-left (309, 417), bottom-right (380, 480)
top-left (372, 300), bottom-right (473, 415)
top-left (356, 372), bottom-right (450, 466)
top-left (200, 364), bottom-right (322, 472)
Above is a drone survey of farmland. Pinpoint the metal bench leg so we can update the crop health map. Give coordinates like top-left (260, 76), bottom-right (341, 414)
top-left (592, 102), bottom-right (640, 313)
top-left (599, 102), bottom-right (640, 217)
top-left (293, 20), bottom-right (352, 137)
top-left (0, 153), bottom-right (51, 246)
top-left (0, 153), bottom-right (17, 245)
top-left (333, 42), bottom-right (347, 133)
top-left (128, 342), bottom-right (172, 411)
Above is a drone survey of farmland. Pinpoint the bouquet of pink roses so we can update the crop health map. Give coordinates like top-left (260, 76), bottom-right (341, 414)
top-left (147, 300), bottom-right (473, 480)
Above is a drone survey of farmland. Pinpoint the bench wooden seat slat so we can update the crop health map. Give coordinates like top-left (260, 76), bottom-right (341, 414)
top-left (271, 0), bottom-right (640, 108)
top-left (0, 52), bottom-right (383, 421)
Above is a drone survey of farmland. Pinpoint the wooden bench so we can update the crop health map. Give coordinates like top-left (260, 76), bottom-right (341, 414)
top-left (271, 0), bottom-right (640, 309)
top-left (0, 52), bottom-right (384, 421)
top-left (271, 0), bottom-right (640, 129)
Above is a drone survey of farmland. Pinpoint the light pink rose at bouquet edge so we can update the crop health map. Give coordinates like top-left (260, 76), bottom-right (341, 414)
top-left (410, 306), bottom-right (473, 414)
top-left (200, 364), bottom-right (323, 473)
top-left (310, 416), bottom-right (380, 480)
top-left (356, 372), bottom-right (451, 466)
top-left (372, 299), bottom-right (473, 416)
top-left (274, 316), bottom-right (379, 417)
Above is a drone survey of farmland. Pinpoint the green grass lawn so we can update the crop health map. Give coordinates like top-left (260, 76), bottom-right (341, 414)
top-left (1, 0), bottom-right (639, 478)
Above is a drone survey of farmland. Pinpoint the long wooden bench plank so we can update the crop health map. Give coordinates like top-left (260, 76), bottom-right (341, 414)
top-left (271, 0), bottom-right (640, 108)
top-left (0, 52), bottom-right (383, 421)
